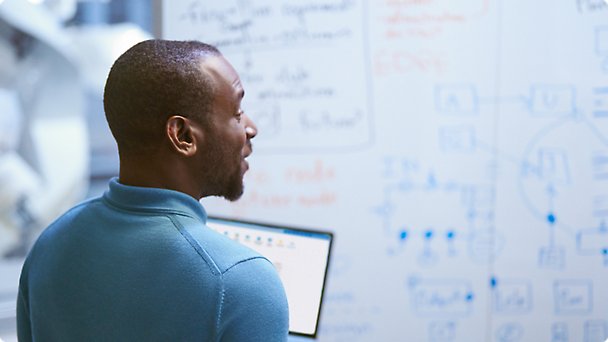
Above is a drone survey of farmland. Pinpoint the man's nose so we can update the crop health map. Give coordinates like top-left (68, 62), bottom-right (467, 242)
top-left (244, 114), bottom-right (258, 139)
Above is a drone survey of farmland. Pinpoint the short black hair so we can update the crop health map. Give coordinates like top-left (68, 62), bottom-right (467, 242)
top-left (103, 39), bottom-right (221, 154)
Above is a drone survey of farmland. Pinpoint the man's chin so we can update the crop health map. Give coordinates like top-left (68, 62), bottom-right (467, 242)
top-left (222, 184), bottom-right (245, 202)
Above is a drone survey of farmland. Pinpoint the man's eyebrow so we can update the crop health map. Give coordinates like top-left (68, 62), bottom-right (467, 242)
top-left (238, 88), bottom-right (245, 99)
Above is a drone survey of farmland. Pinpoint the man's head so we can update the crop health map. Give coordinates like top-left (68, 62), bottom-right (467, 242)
top-left (103, 39), bottom-right (257, 201)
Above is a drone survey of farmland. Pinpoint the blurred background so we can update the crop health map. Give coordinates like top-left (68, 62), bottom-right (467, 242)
top-left (2, 1), bottom-right (608, 341)
top-left (0, 0), bottom-right (154, 340)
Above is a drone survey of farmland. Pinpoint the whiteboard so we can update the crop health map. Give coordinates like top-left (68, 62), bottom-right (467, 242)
top-left (161, 1), bottom-right (608, 341)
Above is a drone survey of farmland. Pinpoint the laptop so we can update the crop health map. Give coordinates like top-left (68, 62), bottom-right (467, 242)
top-left (206, 216), bottom-right (334, 338)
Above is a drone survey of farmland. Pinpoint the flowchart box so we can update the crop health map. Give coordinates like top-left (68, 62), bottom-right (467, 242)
top-left (537, 148), bottom-right (571, 183)
top-left (530, 85), bottom-right (576, 116)
top-left (493, 280), bottom-right (533, 314)
top-left (577, 227), bottom-right (608, 255)
top-left (439, 125), bottom-right (476, 153)
top-left (554, 280), bottom-right (593, 314)
top-left (408, 278), bottom-right (474, 316)
top-left (435, 85), bottom-right (478, 116)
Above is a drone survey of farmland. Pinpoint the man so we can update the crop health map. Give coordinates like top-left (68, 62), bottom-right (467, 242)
top-left (16, 39), bottom-right (289, 341)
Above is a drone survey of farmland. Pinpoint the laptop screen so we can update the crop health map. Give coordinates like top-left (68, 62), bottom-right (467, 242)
top-left (206, 216), bottom-right (333, 338)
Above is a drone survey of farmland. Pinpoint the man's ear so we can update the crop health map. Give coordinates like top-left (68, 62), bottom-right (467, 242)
top-left (166, 115), bottom-right (199, 157)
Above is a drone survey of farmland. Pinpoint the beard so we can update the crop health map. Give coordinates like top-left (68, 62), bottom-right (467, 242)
top-left (199, 124), bottom-right (248, 201)
top-left (222, 167), bottom-right (245, 201)
top-left (201, 145), bottom-right (246, 201)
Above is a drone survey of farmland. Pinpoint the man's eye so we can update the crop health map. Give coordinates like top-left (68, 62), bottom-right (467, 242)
top-left (236, 109), bottom-right (243, 122)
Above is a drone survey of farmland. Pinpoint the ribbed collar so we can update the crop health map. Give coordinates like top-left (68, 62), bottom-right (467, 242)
top-left (102, 177), bottom-right (207, 223)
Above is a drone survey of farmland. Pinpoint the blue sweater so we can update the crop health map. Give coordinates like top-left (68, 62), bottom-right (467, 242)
top-left (17, 179), bottom-right (289, 341)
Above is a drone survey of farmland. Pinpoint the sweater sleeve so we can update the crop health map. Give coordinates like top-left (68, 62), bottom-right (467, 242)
top-left (16, 272), bottom-right (32, 342)
top-left (216, 257), bottom-right (289, 342)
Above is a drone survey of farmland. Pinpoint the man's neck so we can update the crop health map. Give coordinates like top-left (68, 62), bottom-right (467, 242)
top-left (117, 152), bottom-right (201, 200)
